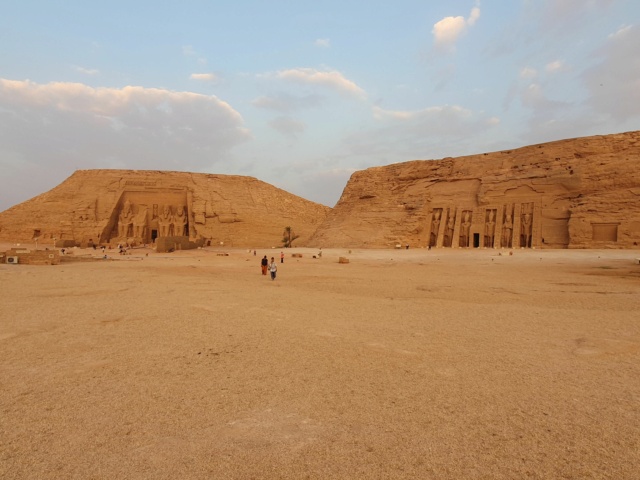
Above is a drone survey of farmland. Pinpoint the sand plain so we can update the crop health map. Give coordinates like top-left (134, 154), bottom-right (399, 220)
top-left (1, 245), bottom-right (639, 479)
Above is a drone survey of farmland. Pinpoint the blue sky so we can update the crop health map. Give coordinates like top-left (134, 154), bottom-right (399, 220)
top-left (1, 0), bottom-right (639, 211)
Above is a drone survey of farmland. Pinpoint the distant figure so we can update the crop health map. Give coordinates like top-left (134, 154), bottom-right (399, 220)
top-left (405, 244), bottom-right (409, 250)
top-left (318, 248), bottom-right (322, 258)
top-left (269, 257), bottom-right (278, 280)
top-left (280, 251), bottom-right (284, 264)
top-left (261, 255), bottom-right (268, 275)
top-left (253, 250), bottom-right (257, 256)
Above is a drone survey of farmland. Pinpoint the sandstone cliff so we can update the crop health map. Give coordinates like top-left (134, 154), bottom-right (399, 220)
top-left (308, 131), bottom-right (640, 249)
top-left (0, 170), bottom-right (330, 248)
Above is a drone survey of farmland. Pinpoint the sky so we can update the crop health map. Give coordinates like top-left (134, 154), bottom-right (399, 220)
top-left (1, 0), bottom-right (639, 212)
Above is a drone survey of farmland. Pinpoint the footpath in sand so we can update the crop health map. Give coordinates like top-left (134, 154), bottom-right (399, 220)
top-left (1, 245), bottom-right (639, 479)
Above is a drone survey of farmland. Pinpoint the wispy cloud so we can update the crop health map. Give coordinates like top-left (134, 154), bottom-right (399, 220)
top-left (73, 66), bottom-right (99, 76)
top-left (314, 38), bottom-right (330, 48)
top-left (190, 73), bottom-right (218, 82)
top-left (272, 68), bottom-right (366, 99)
top-left (268, 116), bottom-right (306, 138)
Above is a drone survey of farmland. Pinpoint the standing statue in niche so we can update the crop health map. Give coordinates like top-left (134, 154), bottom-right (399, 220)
top-left (485, 210), bottom-right (496, 248)
top-left (133, 207), bottom-right (148, 239)
top-left (521, 212), bottom-right (532, 248)
top-left (444, 214), bottom-right (455, 247)
top-left (502, 213), bottom-right (513, 248)
top-left (158, 205), bottom-right (173, 238)
top-left (118, 200), bottom-right (134, 238)
top-left (460, 211), bottom-right (471, 247)
top-left (430, 210), bottom-right (441, 247)
top-left (173, 205), bottom-right (188, 237)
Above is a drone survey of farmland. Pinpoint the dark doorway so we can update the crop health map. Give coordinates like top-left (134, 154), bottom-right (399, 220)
top-left (151, 229), bottom-right (158, 242)
top-left (473, 233), bottom-right (480, 248)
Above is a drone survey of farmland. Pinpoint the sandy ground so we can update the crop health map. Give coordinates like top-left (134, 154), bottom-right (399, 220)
top-left (1, 244), bottom-right (639, 479)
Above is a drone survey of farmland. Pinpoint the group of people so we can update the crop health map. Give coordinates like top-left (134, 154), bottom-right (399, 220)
top-left (260, 254), bottom-right (279, 280)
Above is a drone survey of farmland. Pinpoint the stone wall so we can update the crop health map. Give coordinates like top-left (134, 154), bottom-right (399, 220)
top-left (156, 236), bottom-right (205, 253)
top-left (2, 248), bottom-right (60, 265)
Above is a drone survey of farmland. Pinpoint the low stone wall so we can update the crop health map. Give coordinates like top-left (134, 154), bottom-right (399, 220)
top-left (156, 236), bottom-right (205, 253)
top-left (2, 248), bottom-right (60, 265)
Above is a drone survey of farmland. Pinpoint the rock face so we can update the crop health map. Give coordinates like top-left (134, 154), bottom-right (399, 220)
top-left (0, 170), bottom-right (330, 248)
top-left (308, 131), bottom-right (640, 249)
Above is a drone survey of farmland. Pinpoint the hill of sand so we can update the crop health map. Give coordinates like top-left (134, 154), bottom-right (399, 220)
top-left (1, 245), bottom-right (638, 478)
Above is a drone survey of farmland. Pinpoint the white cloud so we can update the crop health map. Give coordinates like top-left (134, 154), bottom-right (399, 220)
top-left (190, 73), bottom-right (218, 82)
top-left (273, 68), bottom-right (366, 99)
top-left (314, 38), bottom-right (330, 48)
top-left (0, 79), bottom-right (251, 209)
top-left (432, 2), bottom-right (481, 51)
top-left (182, 45), bottom-right (196, 56)
top-left (468, 5), bottom-right (481, 26)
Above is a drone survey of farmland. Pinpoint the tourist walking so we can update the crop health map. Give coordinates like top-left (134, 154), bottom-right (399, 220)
top-left (269, 257), bottom-right (278, 280)
top-left (261, 255), bottom-right (268, 275)
top-left (280, 251), bottom-right (284, 263)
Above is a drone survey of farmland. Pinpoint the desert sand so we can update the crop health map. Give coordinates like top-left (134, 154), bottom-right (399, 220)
top-left (1, 245), bottom-right (639, 479)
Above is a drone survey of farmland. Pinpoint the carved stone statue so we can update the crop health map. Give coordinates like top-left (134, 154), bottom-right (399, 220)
top-left (430, 210), bottom-right (441, 247)
top-left (118, 200), bottom-right (134, 238)
top-left (158, 205), bottom-right (173, 238)
top-left (521, 212), bottom-right (532, 248)
top-left (444, 213), bottom-right (455, 247)
top-left (460, 211), bottom-right (471, 247)
top-left (485, 210), bottom-right (496, 248)
top-left (133, 207), bottom-right (148, 238)
top-left (173, 205), bottom-right (188, 237)
top-left (502, 213), bottom-right (513, 248)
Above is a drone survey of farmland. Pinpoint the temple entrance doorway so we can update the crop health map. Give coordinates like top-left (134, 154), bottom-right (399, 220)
top-left (151, 229), bottom-right (158, 242)
top-left (473, 233), bottom-right (480, 248)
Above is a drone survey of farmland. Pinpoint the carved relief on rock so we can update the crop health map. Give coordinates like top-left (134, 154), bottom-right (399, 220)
top-left (459, 210), bottom-right (472, 247)
top-left (133, 207), bottom-right (148, 238)
top-left (118, 200), bottom-right (134, 238)
top-left (158, 205), bottom-right (173, 237)
top-left (173, 205), bottom-right (188, 237)
top-left (444, 209), bottom-right (456, 247)
top-left (484, 209), bottom-right (497, 248)
top-left (502, 206), bottom-right (514, 248)
top-left (429, 208), bottom-right (442, 247)
top-left (520, 203), bottom-right (533, 248)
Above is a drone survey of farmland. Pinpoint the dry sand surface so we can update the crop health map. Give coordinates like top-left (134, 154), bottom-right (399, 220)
top-left (1, 244), bottom-right (639, 479)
